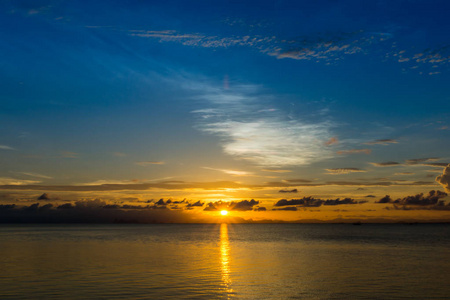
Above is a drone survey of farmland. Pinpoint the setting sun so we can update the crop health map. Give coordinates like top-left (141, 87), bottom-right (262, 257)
top-left (220, 210), bottom-right (228, 216)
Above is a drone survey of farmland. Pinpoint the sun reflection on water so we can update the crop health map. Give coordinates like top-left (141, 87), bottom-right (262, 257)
top-left (220, 223), bottom-right (233, 296)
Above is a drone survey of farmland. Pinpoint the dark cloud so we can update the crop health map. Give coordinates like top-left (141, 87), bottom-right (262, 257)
top-left (232, 199), bottom-right (259, 211)
top-left (376, 195), bottom-right (392, 203)
top-left (323, 198), bottom-right (358, 205)
top-left (172, 199), bottom-right (186, 204)
top-left (254, 207), bottom-right (266, 211)
top-left (104, 204), bottom-right (120, 209)
top-left (396, 190), bottom-right (447, 205)
top-left (0, 204), bottom-right (16, 210)
top-left (37, 193), bottom-right (50, 200)
top-left (370, 161), bottom-right (401, 167)
top-left (279, 188), bottom-right (298, 193)
top-left (0, 200), bottom-right (214, 223)
top-left (39, 203), bottom-right (53, 211)
top-left (436, 164), bottom-right (450, 192)
top-left (365, 195), bottom-right (376, 198)
top-left (283, 179), bottom-right (312, 183)
top-left (57, 203), bottom-right (73, 209)
top-left (155, 199), bottom-right (166, 205)
top-left (275, 196), bottom-right (359, 207)
top-left (275, 198), bottom-right (321, 207)
top-left (376, 190), bottom-right (448, 208)
top-left (186, 200), bottom-right (204, 207)
top-left (203, 200), bottom-right (231, 211)
top-left (122, 204), bottom-right (160, 210)
top-left (272, 207), bottom-right (297, 211)
top-left (203, 199), bottom-right (259, 211)
top-left (74, 199), bottom-right (107, 209)
top-left (203, 202), bottom-right (218, 211)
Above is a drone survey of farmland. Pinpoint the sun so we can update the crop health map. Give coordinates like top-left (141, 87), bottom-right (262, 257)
top-left (220, 210), bottom-right (228, 216)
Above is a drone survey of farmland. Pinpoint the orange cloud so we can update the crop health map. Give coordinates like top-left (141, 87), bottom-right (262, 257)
top-left (325, 137), bottom-right (339, 146)
top-left (364, 139), bottom-right (398, 145)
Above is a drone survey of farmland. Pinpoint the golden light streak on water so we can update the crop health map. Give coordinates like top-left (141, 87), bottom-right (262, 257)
top-left (220, 223), bottom-right (233, 297)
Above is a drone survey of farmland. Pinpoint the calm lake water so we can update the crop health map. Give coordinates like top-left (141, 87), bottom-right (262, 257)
top-left (1, 224), bottom-right (449, 299)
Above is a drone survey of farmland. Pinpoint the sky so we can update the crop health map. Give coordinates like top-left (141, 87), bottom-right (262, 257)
top-left (1, 0), bottom-right (450, 223)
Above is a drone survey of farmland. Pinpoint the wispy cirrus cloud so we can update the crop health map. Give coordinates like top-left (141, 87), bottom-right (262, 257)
top-left (135, 161), bottom-right (165, 166)
top-left (387, 45), bottom-right (450, 74)
top-left (0, 145), bottom-right (15, 150)
top-left (266, 35), bottom-right (367, 61)
top-left (203, 167), bottom-right (254, 176)
top-left (370, 161), bottom-right (401, 167)
top-left (0, 178), bottom-right (437, 192)
top-left (261, 169), bottom-right (292, 173)
top-left (129, 29), bottom-right (390, 63)
top-left (82, 179), bottom-right (140, 186)
top-left (337, 149), bottom-right (371, 155)
top-left (325, 137), bottom-right (339, 146)
top-left (364, 139), bottom-right (398, 145)
top-left (325, 168), bottom-right (366, 175)
top-left (79, 177), bottom-right (173, 186)
top-left (191, 83), bottom-right (334, 167)
top-left (420, 163), bottom-right (448, 168)
top-left (129, 30), bottom-right (274, 48)
top-left (113, 152), bottom-right (127, 157)
top-left (13, 172), bottom-right (53, 179)
top-left (0, 177), bottom-right (41, 185)
top-left (368, 158), bottom-right (446, 168)
top-left (405, 157), bottom-right (440, 165)
top-left (61, 151), bottom-right (79, 158)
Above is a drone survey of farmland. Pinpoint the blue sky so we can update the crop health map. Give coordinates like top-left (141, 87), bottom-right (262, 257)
top-left (0, 0), bottom-right (450, 221)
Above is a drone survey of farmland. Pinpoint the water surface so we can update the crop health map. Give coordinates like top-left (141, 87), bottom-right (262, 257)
top-left (1, 224), bottom-right (449, 299)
